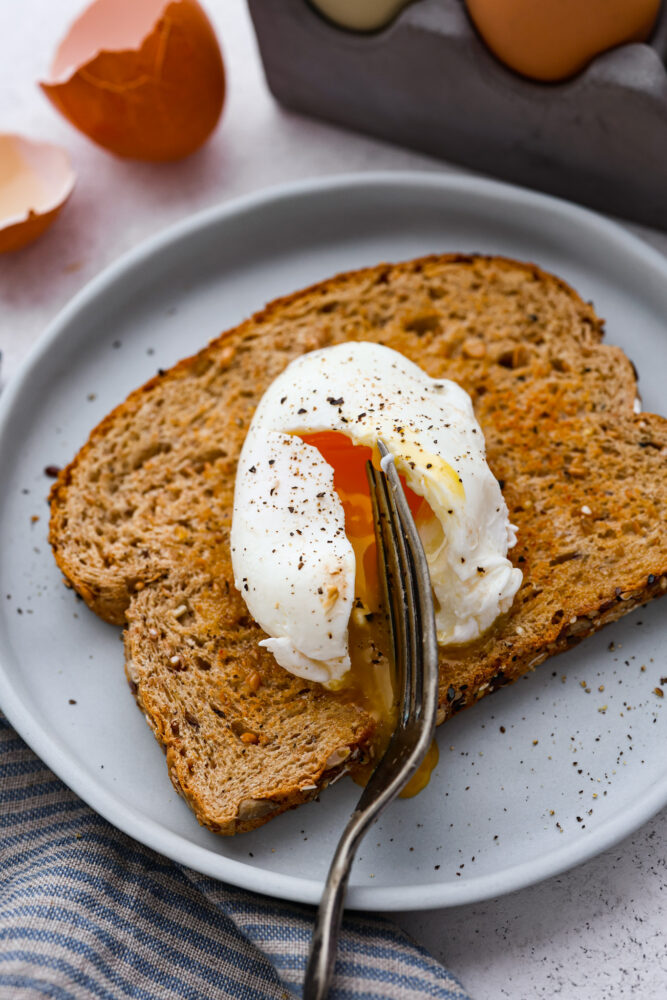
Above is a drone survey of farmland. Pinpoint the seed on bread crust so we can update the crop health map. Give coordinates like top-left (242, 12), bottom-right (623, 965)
top-left (237, 798), bottom-right (278, 821)
top-left (325, 747), bottom-right (352, 769)
top-left (246, 671), bottom-right (262, 692)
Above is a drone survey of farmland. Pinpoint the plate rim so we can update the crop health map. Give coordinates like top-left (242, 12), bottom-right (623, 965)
top-left (1, 169), bottom-right (666, 911)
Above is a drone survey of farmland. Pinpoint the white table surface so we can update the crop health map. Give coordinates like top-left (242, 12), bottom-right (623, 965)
top-left (1, 2), bottom-right (666, 998)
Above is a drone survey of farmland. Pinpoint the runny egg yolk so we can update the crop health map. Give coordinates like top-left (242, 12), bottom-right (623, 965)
top-left (299, 430), bottom-right (426, 613)
top-left (299, 430), bottom-right (439, 797)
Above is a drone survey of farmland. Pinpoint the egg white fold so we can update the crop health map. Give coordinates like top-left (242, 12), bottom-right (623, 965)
top-left (231, 432), bottom-right (355, 684)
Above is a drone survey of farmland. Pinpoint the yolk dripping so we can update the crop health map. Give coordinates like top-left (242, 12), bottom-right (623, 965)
top-left (299, 430), bottom-right (439, 797)
top-left (299, 430), bottom-right (425, 613)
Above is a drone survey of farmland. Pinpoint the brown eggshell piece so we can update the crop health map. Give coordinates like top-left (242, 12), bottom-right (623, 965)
top-left (0, 134), bottom-right (75, 253)
top-left (40, 0), bottom-right (225, 161)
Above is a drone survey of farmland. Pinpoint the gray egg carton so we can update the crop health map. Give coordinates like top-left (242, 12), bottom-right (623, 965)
top-left (248, 0), bottom-right (667, 229)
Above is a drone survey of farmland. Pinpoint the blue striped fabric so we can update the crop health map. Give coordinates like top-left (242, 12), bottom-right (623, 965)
top-left (0, 715), bottom-right (470, 1000)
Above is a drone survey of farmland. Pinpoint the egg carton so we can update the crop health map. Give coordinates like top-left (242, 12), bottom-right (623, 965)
top-left (248, 0), bottom-right (667, 230)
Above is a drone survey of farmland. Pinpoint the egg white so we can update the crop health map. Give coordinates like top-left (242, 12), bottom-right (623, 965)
top-left (231, 342), bottom-right (522, 686)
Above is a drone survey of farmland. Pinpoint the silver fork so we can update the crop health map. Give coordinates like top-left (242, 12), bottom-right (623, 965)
top-left (303, 438), bottom-right (439, 1000)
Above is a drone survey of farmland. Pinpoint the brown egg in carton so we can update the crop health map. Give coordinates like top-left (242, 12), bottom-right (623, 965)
top-left (248, 0), bottom-right (667, 230)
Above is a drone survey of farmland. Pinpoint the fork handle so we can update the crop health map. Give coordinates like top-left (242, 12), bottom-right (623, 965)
top-left (303, 811), bottom-right (366, 1000)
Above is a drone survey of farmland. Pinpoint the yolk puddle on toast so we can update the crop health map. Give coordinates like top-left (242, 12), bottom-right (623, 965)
top-left (299, 430), bottom-right (439, 797)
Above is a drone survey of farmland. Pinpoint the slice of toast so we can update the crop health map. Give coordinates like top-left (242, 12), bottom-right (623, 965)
top-left (49, 254), bottom-right (667, 834)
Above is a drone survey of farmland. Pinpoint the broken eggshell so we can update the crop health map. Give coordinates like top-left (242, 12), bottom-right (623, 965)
top-left (0, 134), bottom-right (75, 253)
top-left (40, 0), bottom-right (225, 161)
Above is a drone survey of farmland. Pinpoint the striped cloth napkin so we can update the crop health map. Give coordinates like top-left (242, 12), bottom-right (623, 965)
top-left (0, 714), bottom-right (469, 1000)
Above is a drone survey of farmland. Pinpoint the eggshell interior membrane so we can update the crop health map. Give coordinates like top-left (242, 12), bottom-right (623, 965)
top-left (0, 135), bottom-right (75, 252)
top-left (47, 0), bottom-right (168, 83)
top-left (231, 342), bottom-right (523, 687)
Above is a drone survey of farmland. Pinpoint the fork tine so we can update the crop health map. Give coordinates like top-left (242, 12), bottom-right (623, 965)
top-left (368, 461), bottom-right (418, 729)
top-left (366, 463), bottom-right (413, 727)
top-left (383, 468), bottom-right (419, 728)
top-left (366, 463), bottom-right (398, 693)
top-left (376, 439), bottom-right (438, 728)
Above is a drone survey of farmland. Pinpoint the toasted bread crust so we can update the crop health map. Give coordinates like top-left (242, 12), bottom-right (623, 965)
top-left (49, 254), bottom-right (667, 834)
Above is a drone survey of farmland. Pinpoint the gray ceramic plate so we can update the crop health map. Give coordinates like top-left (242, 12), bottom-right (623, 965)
top-left (0, 173), bottom-right (665, 910)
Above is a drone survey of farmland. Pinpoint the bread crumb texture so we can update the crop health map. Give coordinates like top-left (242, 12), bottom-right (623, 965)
top-left (49, 255), bottom-right (667, 833)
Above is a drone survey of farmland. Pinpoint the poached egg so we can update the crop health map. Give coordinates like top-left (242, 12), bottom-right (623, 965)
top-left (231, 342), bottom-right (522, 687)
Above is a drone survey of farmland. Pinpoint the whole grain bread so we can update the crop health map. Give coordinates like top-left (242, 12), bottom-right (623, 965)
top-left (49, 254), bottom-right (667, 834)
